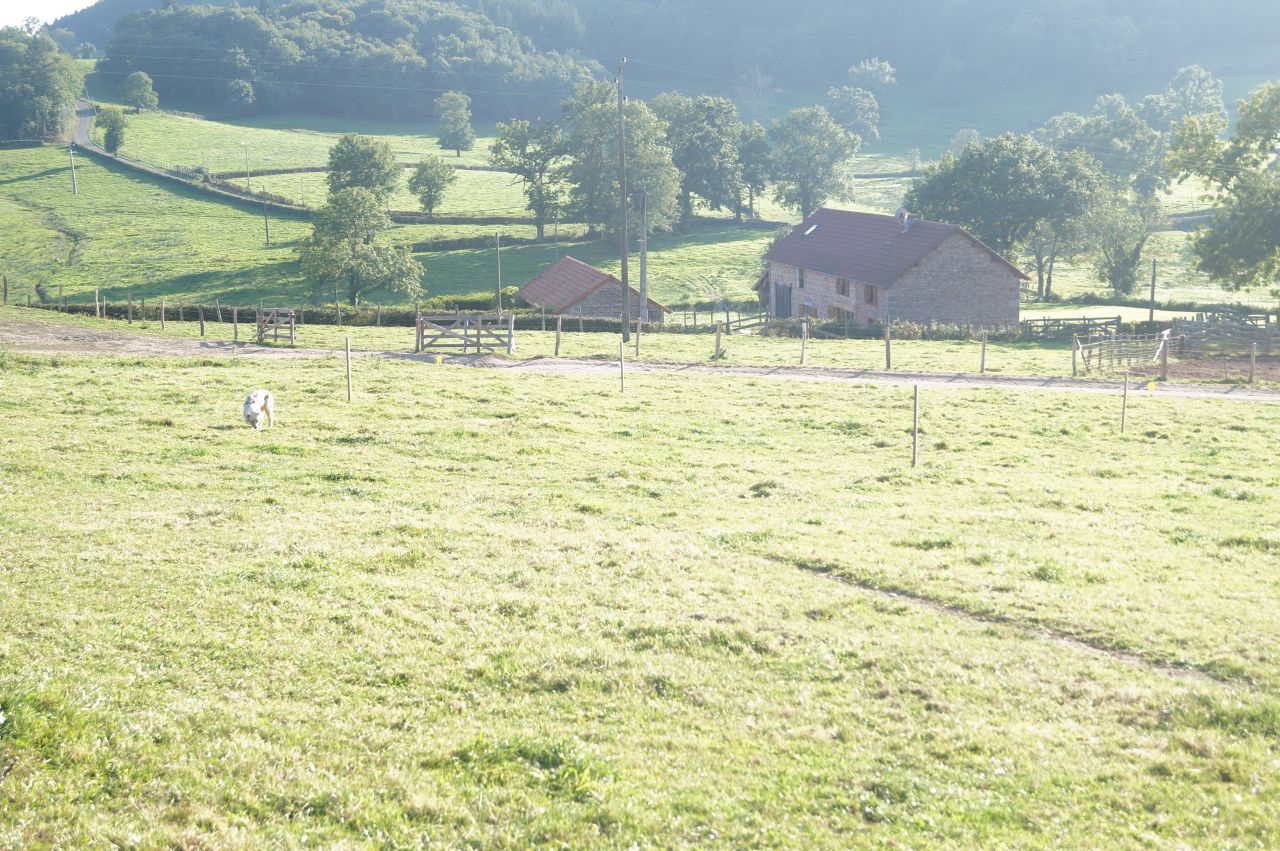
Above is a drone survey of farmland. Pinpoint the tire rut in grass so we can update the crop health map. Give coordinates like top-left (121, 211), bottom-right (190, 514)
top-left (781, 554), bottom-right (1236, 687)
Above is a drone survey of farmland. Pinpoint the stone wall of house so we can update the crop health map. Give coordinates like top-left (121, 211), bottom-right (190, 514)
top-left (889, 233), bottom-right (1021, 327)
top-left (569, 280), bottom-right (665, 324)
top-left (767, 233), bottom-right (1021, 327)
top-left (767, 262), bottom-right (885, 324)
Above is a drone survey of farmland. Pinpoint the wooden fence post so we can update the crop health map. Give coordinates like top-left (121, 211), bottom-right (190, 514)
top-left (345, 336), bottom-right (352, 402)
top-left (578, 312), bottom-right (583, 333)
top-left (376, 304), bottom-right (382, 327)
top-left (94, 288), bottom-right (99, 318)
top-left (1121, 371), bottom-right (1129, 433)
top-left (800, 320), bottom-right (808, 365)
top-left (1072, 334), bottom-right (1079, 377)
top-left (178, 303), bottom-right (184, 323)
top-left (884, 323), bottom-right (892, 370)
top-left (555, 315), bottom-right (562, 357)
top-left (199, 305), bottom-right (205, 337)
top-left (980, 330), bottom-right (987, 374)
top-left (160, 299), bottom-right (165, 330)
top-left (1249, 342), bottom-right (1256, 384)
top-left (507, 313), bottom-right (515, 355)
top-left (912, 384), bottom-right (919, 468)
top-left (714, 321), bottom-right (723, 362)
top-left (214, 299), bottom-right (223, 323)
top-left (541, 306), bottom-right (546, 332)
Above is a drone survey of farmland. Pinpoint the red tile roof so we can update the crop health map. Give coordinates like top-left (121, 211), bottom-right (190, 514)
top-left (763, 208), bottom-right (1027, 287)
top-left (519, 255), bottom-right (671, 314)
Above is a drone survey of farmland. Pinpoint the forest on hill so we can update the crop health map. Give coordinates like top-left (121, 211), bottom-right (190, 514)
top-left (94, 1), bottom-right (600, 119)
top-left (59, 0), bottom-right (1280, 118)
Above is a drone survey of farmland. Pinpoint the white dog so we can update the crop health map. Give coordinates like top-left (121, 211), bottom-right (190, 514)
top-left (242, 389), bottom-right (275, 430)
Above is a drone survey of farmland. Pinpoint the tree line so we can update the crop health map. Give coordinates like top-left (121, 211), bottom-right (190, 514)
top-left (97, 0), bottom-right (601, 120)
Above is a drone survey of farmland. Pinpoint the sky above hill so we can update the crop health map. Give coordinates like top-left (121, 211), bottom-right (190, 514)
top-left (3, 1), bottom-right (94, 29)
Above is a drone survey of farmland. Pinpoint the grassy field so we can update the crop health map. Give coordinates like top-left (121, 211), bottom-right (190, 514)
top-left (254, 167), bottom-right (530, 218)
top-left (0, 147), bottom-right (772, 307)
top-left (1, 339), bottom-right (1278, 846)
top-left (91, 108), bottom-right (499, 172)
top-left (2, 307), bottom-right (1076, 376)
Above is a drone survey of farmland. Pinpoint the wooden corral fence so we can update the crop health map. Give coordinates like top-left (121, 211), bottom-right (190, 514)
top-left (1073, 331), bottom-right (1165, 374)
top-left (1022, 315), bottom-right (1122, 339)
top-left (415, 313), bottom-right (515, 355)
top-left (257, 307), bottom-right (296, 345)
top-left (1170, 315), bottom-right (1273, 357)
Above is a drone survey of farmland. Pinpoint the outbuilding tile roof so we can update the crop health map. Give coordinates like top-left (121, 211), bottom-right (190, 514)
top-left (519, 255), bottom-right (671, 314)
top-left (763, 208), bottom-right (1026, 287)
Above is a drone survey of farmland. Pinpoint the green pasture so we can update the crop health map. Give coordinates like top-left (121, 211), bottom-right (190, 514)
top-left (1, 345), bottom-right (1278, 847)
top-left (0, 147), bottom-right (767, 306)
top-left (254, 167), bottom-right (531, 218)
top-left (91, 108), bottom-right (498, 172)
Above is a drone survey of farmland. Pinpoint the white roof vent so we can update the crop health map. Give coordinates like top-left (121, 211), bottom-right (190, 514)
top-left (803, 224), bottom-right (818, 235)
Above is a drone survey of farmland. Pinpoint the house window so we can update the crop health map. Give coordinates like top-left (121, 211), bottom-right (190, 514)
top-left (829, 306), bottom-right (853, 320)
top-left (864, 284), bottom-right (878, 307)
top-left (798, 268), bottom-right (805, 289)
top-left (836, 278), bottom-right (850, 297)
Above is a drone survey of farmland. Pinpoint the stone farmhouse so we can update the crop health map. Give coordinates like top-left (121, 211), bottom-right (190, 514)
top-left (756, 208), bottom-right (1025, 327)
top-left (519, 255), bottom-right (671, 324)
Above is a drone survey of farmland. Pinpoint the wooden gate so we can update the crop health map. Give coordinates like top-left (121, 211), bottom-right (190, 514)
top-left (256, 307), bottom-right (296, 345)
top-left (415, 313), bottom-right (515, 355)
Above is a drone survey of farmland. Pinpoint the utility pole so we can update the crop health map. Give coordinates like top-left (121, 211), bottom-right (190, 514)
top-left (495, 232), bottom-right (503, 317)
top-left (1148, 259), bottom-right (1156, 323)
top-left (617, 58), bottom-right (630, 343)
top-left (638, 189), bottom-right (649, 322)
top-left (68, 146), bottom-right (77, 195)
top-left (240, 141), bottom-right (250, 191)
top-left (263, 201), bottom-right (270, 247)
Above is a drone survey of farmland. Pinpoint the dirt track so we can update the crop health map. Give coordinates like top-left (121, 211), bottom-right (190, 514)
top-left (4, 314), bottom-right (1280, 404)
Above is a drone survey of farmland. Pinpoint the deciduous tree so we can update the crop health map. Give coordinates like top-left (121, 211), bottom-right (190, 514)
top-left (408, 156), bottom-right (457, 218)
top-left (326, 134), bottom-right (400, 201)
top-left (1169, 80), bottom-right (1280, 290)
top-left (96, 105), bottom-right (128, 154)
top-left (0, 28), bottom-right (84, 138)
top-left (120, 70), bottom-right (158, 111)
top-left (651, 92), bottom-right (743, 229)
top-left (768, 106), bottom-right (858, 220)
top-left (826, 86), bottom-right (880, 143)
top-left (489, 118), bottom-right (564, 240)
top-left (298, 187), bottom-right (423, 305)
top-left (558, 81), bottom-right (679, 238)
top-left (736, 120), bottom-right (770, 220)
top-left (435, 91), bottom-right (475, 157)
top-left (904, 133), bottom-right (1103, 264)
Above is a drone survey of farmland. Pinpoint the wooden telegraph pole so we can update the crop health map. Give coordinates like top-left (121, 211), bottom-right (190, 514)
top-left (617, 57), bottom-right (630, 344)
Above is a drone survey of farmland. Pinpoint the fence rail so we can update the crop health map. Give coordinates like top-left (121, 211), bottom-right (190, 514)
top-left (1021, 316), bottom-right (1122, 338)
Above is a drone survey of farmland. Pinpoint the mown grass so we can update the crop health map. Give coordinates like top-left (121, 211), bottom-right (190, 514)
top-left (92, 108), bottom-right (499, 171)
top-left (0, 346), bottom-right (1278, 847)
top-left (4, 305), bottom-right (1077, 376)
top-left (254, 167), bottom-right (530, 218)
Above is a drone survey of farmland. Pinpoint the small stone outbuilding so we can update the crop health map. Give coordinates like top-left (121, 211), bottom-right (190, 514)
top-left (756, 208), bottom-right (1025, 327)
top-left (519, 256), bottom-right (670, 323)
